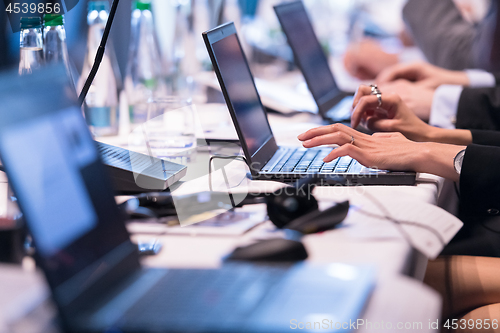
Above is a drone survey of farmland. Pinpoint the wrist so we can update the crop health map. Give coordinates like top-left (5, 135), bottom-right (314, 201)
top-left (414, 142), bottom-right (434, 172)
top-left (445, 71), bottom-right (469, 86)
top-left (420, 127), bottom-right (473, 145)
top-left (412, 123), bottom-right (439, 142)
top-left (424, 126), bottom-right (442, 143)
top-left (416, 142), bottom-right (464, 181)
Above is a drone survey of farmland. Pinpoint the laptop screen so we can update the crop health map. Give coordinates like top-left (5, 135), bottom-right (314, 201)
top-left (275, 1), bottom-right (341, 107)
top-left (210, 31), bottom-right (274, 157)
top-left (0, 66), bottom-right (137, 309)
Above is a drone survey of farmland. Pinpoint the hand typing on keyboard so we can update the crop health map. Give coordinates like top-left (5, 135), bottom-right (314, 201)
top-left (297, 119), bottom-right (465, 182)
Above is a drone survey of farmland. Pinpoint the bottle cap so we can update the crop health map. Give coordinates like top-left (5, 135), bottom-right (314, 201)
top-left (20, 17), bottom-right (42, 29)
top-left (88, 0), bottom-right (110, 13)
top-left (43, 14), bottom-right (64, 26)
top-left (133, 0), bottom-right (152, 11)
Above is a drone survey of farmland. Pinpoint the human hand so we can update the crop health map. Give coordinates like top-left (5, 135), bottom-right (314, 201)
top-left (350, 85), bottom-right (432, 141)
top-left (344, 39), bottom-right (399, 80)
top-left (377, 80), bottom-right (434, 121)
top-left (297, 123), bottom-right (421, 171)
top-left (376, 62), bottom-right (469, 89)
top-left (297, 123), bottom-right (463, 181)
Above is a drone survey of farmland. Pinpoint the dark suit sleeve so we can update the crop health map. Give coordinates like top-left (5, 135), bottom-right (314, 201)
top-left (459, 144), bottom-right (500, 218)
top-left (471, 129), bottom-right (500, 146)
top-left (456, 87), bottom-right (500, 131)
top-left (403, 0), bottom-right (497, 70)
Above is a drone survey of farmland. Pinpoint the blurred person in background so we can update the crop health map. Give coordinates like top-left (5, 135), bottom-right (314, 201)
top-left (344, 0), bottom-right (497, 80)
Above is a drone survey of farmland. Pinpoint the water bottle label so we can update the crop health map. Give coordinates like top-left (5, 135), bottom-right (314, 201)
top-left (85, 106), bottom-right (112, 127)
top-left (129, 104), bottom-right (148, 124)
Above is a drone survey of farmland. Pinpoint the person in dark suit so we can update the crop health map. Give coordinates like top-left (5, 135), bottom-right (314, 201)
top-left (404, 0), bottom-right (498, 71)
top-left (455, 86), bottom-right (500, 131)
top-left (344, 0), bottom-right (499, 79)
top-left (297, 85), bottom-right (500, 324)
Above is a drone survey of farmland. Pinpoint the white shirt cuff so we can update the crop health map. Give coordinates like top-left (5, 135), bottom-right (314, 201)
top-left (429, 85), bottom-right (463, 129)
top-left (465, 70), bottom-right (496, 88)
top-left (397, 46), bottom-right (427, 63)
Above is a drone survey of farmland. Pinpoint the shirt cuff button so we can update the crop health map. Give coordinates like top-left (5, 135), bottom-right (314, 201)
top-left (487, 208), bottom-right (499, 215)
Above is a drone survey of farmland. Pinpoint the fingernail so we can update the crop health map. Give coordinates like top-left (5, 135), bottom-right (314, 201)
top-left (304, 140), bottom-right (311, 145)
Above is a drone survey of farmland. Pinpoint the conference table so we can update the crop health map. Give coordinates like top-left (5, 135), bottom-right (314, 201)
top-left (0, 92), bottom-right (453, 332)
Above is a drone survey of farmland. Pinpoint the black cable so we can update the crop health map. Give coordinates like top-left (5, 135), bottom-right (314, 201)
top-left (208, 155), bottom-right (248, 209)
top-left (78, 0), bottom-right (120, 106)
top-left (208, 155), bottom-right (248, 192)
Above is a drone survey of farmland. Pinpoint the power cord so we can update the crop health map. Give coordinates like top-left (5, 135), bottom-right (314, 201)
top-left (208, 155), bottom-right (248, 207)
top-left (78, 0), bottom-right (120, 106)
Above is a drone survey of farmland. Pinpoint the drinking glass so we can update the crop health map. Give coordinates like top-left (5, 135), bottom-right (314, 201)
top-left (144, 97), bottom-right (196, 158)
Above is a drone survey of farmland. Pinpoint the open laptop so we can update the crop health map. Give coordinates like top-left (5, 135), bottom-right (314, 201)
top-left (274, 0), bottom-right (354, 123)
top-left (0, 66), bottom-right (375, 332)
top-left (202, 23), bottom-right (415, 185)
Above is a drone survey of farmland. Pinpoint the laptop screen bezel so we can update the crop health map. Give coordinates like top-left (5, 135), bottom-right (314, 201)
top-left (202, 22), bottom-right (279, 175)
top-left (274, 1), bottom-right (348, 118)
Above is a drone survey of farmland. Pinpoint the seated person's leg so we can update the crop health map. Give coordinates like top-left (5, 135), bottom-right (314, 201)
top-left (425, 256), bottom-right (500, 321)
top-left (456, 303), bottom-right (500, 333)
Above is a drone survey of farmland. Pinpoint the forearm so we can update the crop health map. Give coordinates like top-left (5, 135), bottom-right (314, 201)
top-left (404, 123), bottom-right (472, 145)
top-left (415, 142), bottom-right (465, 182)
top-left (426, 127), bottom-right (473, 145)
top-left (438, 70), bottom-right (469, 86)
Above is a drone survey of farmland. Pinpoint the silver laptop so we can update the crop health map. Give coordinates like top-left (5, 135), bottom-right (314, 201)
top-left (202, 23), bottom-right (416, 185)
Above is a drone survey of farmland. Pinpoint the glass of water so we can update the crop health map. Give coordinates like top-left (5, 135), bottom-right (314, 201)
top-left (144, 97), bottom-right (197, 158)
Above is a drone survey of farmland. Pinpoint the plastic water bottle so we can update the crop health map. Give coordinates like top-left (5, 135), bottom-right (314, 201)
top-left (43, 14), bottom-right (76, 92)
top-left (19, 17), bottom-right (43, 75)
top-left (78, 0), bottom-right (119, 136)
top-left (125, 0), bottom-right (165, 125)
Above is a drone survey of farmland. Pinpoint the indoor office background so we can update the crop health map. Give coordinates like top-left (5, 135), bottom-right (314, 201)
top-left (0, 0), bottom-right (409, 81)
top-left (0, 0), bottom-right (490, 79)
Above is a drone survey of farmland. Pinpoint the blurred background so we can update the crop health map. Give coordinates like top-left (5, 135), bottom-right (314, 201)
top-left (0, 0), bottom-right (491, 137)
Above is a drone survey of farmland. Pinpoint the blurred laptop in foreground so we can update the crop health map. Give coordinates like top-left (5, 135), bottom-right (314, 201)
top-left (0, 66), bottom-right (375, 332)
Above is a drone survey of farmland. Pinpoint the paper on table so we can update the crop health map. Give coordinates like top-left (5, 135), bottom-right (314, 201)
top-left (254, 78), bottom-right (318, 114)
top-left (127, 205), bottom-right (267, 237)
top-left (343, 198), bottom-right (463, 259)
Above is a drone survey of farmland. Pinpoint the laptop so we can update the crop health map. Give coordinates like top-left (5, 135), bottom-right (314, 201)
top-left (0, 66), bottom-right (375, 332)
top-left (274, 0), bottom-right (354, 123)
top-left (202, 23), bottom-right (416, 185)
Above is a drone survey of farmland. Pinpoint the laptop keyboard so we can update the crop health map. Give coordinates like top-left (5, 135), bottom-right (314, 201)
top-left (120, 265), bottom-right (289, 329)
top-left (270, 148), bottom-right (352, 174)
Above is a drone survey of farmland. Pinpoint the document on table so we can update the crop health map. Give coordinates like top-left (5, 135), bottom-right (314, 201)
top-left (127, 205), bottom-right (267, 236)
top-left (343, 199), bottom-right (463, 259)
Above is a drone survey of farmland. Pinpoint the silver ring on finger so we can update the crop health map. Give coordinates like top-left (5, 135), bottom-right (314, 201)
top-left (370, 84), bottom-right (382, 96)
top-left (350, 135), bottom-right (355, 145)
top-left (370, 84), bottom-right (383, 108)
top-left (376, 93), bottom-right (382, 108)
